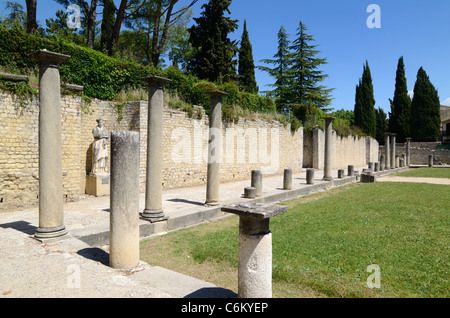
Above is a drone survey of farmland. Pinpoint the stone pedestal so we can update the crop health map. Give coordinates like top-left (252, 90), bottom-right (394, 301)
top-left (141, 76), bottom-right (171, 222)
top-left (338, 169), bottom-right (345, 178)
top-left (251, 170), bottom-right (262, 197)
top-left (204, 91), bottom-right (228, 206)
top-left (110, 131), bottom-right (140, 270)
top-left (221, 202), bottom-right (288, 298)
top-left (30, 49), bottom-right (70, 241)
top-left (361, 172), bottom-right (376, 183)
top-left (380, 155), bottom-right (385, 170)
top-left (428, 155), bottom-right (434, 167)
top-left (348, 165), bottom-right (354, 177)
top-left (283, 169), bottom-right (292, 190)
top-left (306, 168), bottom-right (315, 184)
top-left (85, 173), bottom-right (110, 197)
top-left (244, 187), bottom-right (256, 199)
top-left (322, 117), bottom-right (335, 181)
top-left (374, 162), bottom-right (380, 172)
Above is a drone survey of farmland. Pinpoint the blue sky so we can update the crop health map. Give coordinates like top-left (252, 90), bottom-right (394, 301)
top-left (1, 0), bottom-right (449, 114)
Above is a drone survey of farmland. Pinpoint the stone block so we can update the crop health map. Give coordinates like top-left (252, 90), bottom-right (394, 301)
top-left (360, 172), bottom-right (376, 183)
top-left (85, 173), bottom-right (110, 197)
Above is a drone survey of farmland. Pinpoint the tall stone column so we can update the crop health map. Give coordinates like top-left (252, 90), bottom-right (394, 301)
top-left (204, 91), bottom-right (228, 206)
top-left (384, 133), bottom-right (391, 170)
top-left (30, 50), bottom-right (70, 241)
top-left (322, 117), bottom-right (335, 181)
top-left (391, 133), bottom-right (397, 169)
top-left (110, 131), bottom-right (140, 269)
top-left (406, 138), bottom-right (411, 166)
top-left (141, 76), bottom-right (172, 223)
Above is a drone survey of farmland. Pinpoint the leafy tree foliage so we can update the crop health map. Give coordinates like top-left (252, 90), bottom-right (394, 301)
top-left (187, 0), bottom-right (238, 83)
top-left (410, 67), bottom-right (441, 141)
top-left (389, 56), bottom-right (411, 142)
top-left (354, 61), bottom-right (376, 138)
top-left (238, 20), bottom-right (258, 93)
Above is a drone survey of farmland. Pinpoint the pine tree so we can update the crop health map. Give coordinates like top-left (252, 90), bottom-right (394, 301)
top-left (410, 67), bottom-right (441, 141)
top-left (258, 25), bottom-right (292, 112)
top-left (354, 61), bottom-right (376, 138)
top-left (389, 56), bottom-right (411, 142)
top-left (238, 20), bottom-right (258, 94)
top-left (289, 21), bottom-right (333, 120)
top-left (187, 0), bottom-right (238, 83)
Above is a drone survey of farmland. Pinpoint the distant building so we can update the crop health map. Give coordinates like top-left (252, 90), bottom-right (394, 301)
top-left (441, 105), bottom-right (450, 143)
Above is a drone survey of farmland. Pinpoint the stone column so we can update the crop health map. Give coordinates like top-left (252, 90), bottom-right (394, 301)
top-left (251, 170), bottom-right (263, 197)
top-left (338, 169), bottom-right (345, 178)
top-left (384, 133), bottom-right (391, 170)
top-left (141, 76), bottom-right (172, 223)
top-left (402, 153), bottom-right (406, 167)
top-left (368, 162), bottom-right (374, 172)
top-left (205, 91), bottom-right (228, 206)
top-left (283, 169), bottom-right (292, 190)
top-left (375, 162), bottom-right (380, 172)
top-left (428, 155), bottom-right (434, 167)
top-left (110, 131), bottom-right (140, 269)
top-left (30, 50), bottom-right (70, 241)
top-left (406, 138), bottom-right (411, 166)
top-left (380, 155), bottom-right (385, 171)
top-left (322, 117), bottom-right (335, 181)
top-left (391, 133), bottom-right (397, 169)
top-left (222, 202), bottom-right (288, 298)
top-left (306, 168), bottom-right (315, 184)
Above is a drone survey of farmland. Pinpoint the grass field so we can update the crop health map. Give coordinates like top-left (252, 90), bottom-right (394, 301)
top-left (140, 182), bottom-right (449, 298)
top-left (394, 167), bottom-right (450, 179)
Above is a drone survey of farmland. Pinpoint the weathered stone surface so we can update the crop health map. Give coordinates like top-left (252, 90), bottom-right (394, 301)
top-left (110, 131), bottom-right (140, 270)
top-left (338, 169), bottom-right (345, 178)
top-left (221, 202), bottom-right (288, 219)
top-left (244, 187), bottom-right (256, 199)
top-left (306, 168), bottom-right (315, 184)
top-left (283, 169), bottom-right (292, 190)
top-left (251, 170), bottom-right (262, 197)
top-left (360, 172), bottom-right (376, 183)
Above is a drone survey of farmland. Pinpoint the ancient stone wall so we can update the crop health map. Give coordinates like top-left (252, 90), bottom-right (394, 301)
top-left (380, 142), bottom-right (450, 165)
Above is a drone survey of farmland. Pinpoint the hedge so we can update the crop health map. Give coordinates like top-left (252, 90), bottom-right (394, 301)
top-left (0, 26), bottom-right (275, 114)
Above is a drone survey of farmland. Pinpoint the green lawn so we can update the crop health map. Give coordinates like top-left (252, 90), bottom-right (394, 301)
top-left (140, 182), bottom-right (449, 298)
top-left (395, 167), bottom-right (450, 179)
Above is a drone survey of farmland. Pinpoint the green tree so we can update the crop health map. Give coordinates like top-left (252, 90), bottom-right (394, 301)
top-left (289, 21), bottom-right (333, 120)
top-left (354, 61), bottom-right (376, 137)
top-left (188, 0), bottom-right (238, 83)
top-left (410, 67), bottom-right (441, 141)
top-left (238, 20), bottom-right (258, 93)
top-left (3, 1), bottom-right (26, 30)
top-left (100, 0), bottom-right (116, 52)
top-left (258, 25), bottom-right (292, 112)
top-left (389, 56), bottom-right (411, 142)
top-left (375, 107), bottom-right (388, 144)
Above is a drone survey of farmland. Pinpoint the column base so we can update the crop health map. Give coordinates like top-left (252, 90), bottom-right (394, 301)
top-left (205, 201), bottom-right (220, 207)
top-left (140, 209), bottom-right (169, 223)
top-left (34, 225), bottom-right (68, 242)
top-left (322, 176), bottom-right (333, 181)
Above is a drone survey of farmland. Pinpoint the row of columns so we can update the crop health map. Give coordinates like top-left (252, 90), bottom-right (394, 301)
top-left (384, 133), bottom-right (411, 169)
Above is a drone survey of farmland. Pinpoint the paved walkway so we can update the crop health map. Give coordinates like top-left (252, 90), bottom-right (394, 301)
top-left (0, 166), bottom-right (407, 298)
top-left (376, 176), bottom-right (450, 185)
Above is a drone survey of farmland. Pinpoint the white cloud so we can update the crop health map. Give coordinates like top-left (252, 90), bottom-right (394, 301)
top-left (408, 90), bottom-right (414, 100)
top-left (442, 97), bottom-right (450, 106)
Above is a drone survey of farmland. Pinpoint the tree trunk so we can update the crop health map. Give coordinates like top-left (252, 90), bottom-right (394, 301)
top-left (86, 0), bottom-right (98, 49)
top-left (25, 0), bottom-right (38, 34)
top-left (108, 0), bottom-right (128, 56)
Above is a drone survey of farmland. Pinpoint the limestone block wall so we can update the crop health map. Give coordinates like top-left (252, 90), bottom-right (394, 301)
top-left (303, 127), bottom-right (379, 170)
top-left (381, 142), bottom-right (450, 165)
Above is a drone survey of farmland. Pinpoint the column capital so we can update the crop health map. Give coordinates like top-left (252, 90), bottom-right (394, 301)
top-left (406, 137), bottom-right (412, 141)
top-left (30, 49), bottom-right (71, 67)
top-left (204, 91), bottom-right (228, 100)
top-left (384, 132), bottom-right (391, 136)
top-left (391, 133), bottom-right (397, 137)
top-left (323, 117), bottom-right (335, 123)
top-left (141, 76), bottom-right (172, 87)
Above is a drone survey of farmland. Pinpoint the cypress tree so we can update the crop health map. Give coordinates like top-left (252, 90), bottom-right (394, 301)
top-left (410, 67), bottom-right (441, 141)
top-left (375, 107), bottom-right (388, 145)
top-left (238, 20), bottom-right (258, 93)
top-left (354, 61), bottom-right (376, 138)
top-left (258, 25), bottom-right (292, 112)
top-left (289, 21), bottom-right (333, 119)
top-left (187, 0), bottom-right (238, 83)
top-left (389, 56), bottom-right (411, 142)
